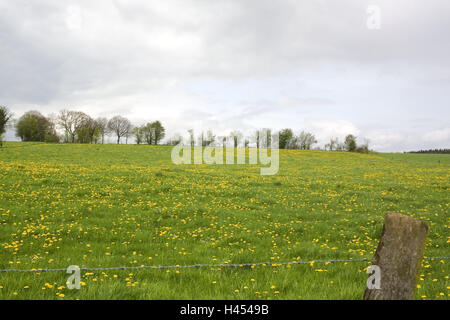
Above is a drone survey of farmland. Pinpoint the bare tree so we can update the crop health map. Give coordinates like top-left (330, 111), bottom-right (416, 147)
top-left (206, 130), bottom-right (216, 146)
top-left (108, 116), bottom-right (132, 144)
top-left (260, 128), bottom-right (272, 148)
top-left (199, 131), bottom-right (205, 147)
top-left (229, 130), bottom-right (243, 148)
top-left (336, 140), bottom-right (345, 151)
top-left (201, 130), bottom-right (215, 146)
top-left (188, 129), bottom-right (195, 147)
top-left (47, 113), bottom-right (58, 136)
top-left (167, 133), bottom-right (182, 146)
top-left (57, 110), bottom-right (90, 143)
top-left (96, 117), bottom-right (108, 144)
top-left (254, 130), bottom-right (261, 149)
top-left (363, 138), bottom-right (370, 150)
top-left (288, 131), bottom-right (317, 150)
top-left (125, 125), bottom-right (133, 144)
top-left (217, 135), bottom-right (227, 149)
top-left (325, 137), bottom-right (338, 151)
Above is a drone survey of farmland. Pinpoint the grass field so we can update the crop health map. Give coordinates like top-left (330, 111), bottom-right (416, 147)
top-left (0, 142), bottom-right (448, 300)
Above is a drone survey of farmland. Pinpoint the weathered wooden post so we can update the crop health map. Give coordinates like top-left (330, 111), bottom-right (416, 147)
top-left (364, 212), bottom-right (429, 300)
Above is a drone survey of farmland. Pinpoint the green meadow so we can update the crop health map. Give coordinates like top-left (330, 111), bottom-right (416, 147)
top-left (0, 142), bottom-right (448, 300)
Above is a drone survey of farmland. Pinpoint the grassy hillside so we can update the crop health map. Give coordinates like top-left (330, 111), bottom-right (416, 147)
top-left (0, 142), bottom-right (448, 299)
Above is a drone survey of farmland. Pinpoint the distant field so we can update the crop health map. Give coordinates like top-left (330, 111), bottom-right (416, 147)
top-left (0, 142), bottom-right (448, 300)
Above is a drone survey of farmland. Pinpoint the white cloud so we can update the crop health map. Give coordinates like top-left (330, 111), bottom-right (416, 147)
top-left (1, 0), bottom-right (449, 151)
top-left (422, 128), bottom-right (450, 144)
top-left (307, 119), bottom-right (360, 146)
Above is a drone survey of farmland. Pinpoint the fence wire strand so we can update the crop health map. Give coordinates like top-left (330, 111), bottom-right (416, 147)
top-left (0, 256), bottom-right (448, 274)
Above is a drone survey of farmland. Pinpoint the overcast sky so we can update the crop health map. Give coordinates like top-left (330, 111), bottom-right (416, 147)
top-left (1, 0), bottom-right (449, 151)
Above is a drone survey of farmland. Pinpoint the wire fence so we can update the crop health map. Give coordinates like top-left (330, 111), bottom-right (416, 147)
top-left (1, 256), bottom-right (448, 274)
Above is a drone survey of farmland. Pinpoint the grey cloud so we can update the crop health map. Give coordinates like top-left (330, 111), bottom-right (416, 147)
top-left (0, 0), bottom-right (449, 151)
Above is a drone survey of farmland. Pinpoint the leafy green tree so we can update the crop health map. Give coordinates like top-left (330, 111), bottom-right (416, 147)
top-left (151, 121), bottom-right (165, 145)
top-left (141, 123), bottom-right (154, 145)
top-left (345, 134), bottom-right (357, 152)
top-left (279, 128), bottom-right (293, 149)
top-left (16, 111), bottom-right (56, 142)
top-left (16, 114), bottom-right (38, 141)
top-left (76, 127), bottom-right (91, 144)
top-left (138, 121), bottom-right (166, 145)
top-left (0, 106), bottom-right (12, 146)
top-left (132, 126), bottom-right (144, 145)
top-left (76, 117), bottom-right (100, 144)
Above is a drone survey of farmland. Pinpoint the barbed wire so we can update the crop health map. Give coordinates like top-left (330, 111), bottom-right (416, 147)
top-left (0, 256), bottom-right (448, 274)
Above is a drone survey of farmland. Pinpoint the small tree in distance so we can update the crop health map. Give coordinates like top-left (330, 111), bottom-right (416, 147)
top-left (203, 130), bottom-right (215, 146)
top-left (0, 106), bottom-right (12, 147)
top-left (132, 126), bottom-right (144, 145)
top-left (96, 117), bottom-right (108, 144)
top-left (57, 110), bottom-right (90, 143)
top-left (288, 131), bottom-right (317, 150)
top-left (188, 129), bottom-right (195, 147)
top-left (345, 134), bottom-right (357, 152)
top-left (230, 130), bottom-right (242, 148)
top-left (76, 116), bottom-right (100, 144)
top-left (151, 121), bottom-right (166, 145)
top-left (325, 138), bottom-right (338, 151)
top-left (254, 130), bottom-right (261, 149)
top-left (108, 116), bottom-right (132, 144)
top-left (16, 111), bottom-right (58, 142)
top-left (279, 128), bottom-right (293, 149)
top-left (167, 133), bottom-right (182, 146)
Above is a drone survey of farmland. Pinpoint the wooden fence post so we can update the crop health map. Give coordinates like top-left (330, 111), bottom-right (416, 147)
top-left (363, 212), bottom-right (429, 300)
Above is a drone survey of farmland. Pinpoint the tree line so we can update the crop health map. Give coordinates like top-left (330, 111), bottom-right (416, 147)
top-left (278, 129), bottom-right (368, 152)
top-left (169, 128), bottom-right (368, 153)
top-left (0, 106), bottom-right (369, 152)
top-left (407, 149), bottom-right (450, 154)
top-left (0, 107), bottom-right (166, 145)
